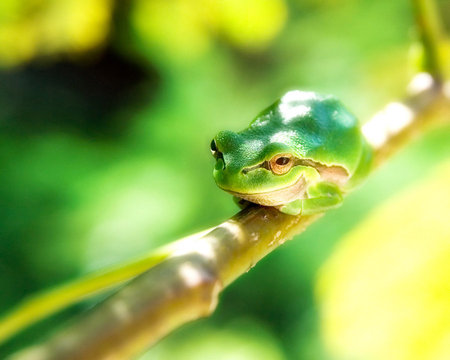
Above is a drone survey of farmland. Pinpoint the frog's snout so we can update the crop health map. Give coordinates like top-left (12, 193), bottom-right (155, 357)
top-left (211, 130), bottom-right (240, 171)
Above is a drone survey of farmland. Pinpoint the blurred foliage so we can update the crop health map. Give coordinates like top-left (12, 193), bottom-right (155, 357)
top-left (130, 0), bottom-right (287, 64)
top-left (318, 162), bottom-right (450, 360)
top-left (0, 0), bottom-right (449, 359)
top-left (0, 0), bottom-right (113, 66)
top-left (146, 319), bottom-right (285, 360)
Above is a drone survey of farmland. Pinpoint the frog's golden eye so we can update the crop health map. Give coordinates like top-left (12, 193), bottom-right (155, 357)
top-left (269, 154), bottom-right (294, 175)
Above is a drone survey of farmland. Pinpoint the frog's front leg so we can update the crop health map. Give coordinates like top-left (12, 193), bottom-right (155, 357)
top-left (279, 182), bottom-right (343, 216)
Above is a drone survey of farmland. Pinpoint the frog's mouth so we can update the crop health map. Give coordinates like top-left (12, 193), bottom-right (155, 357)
top-left (224, 175), bottom-right (307, 206)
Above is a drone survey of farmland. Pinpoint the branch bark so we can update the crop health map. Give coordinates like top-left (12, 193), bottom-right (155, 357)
top-left (11, 75), bottom-right (450, 360)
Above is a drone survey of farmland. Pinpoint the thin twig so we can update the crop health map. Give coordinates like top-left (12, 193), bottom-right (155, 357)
top-left (411, 0), bottom-right (444, 79)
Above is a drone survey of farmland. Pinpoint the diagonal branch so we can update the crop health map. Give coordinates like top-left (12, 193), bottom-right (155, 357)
top-left (11, 75), bottom-right (450, 360)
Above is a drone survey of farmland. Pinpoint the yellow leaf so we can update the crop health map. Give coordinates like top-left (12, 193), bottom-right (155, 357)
top-left (317, 162), bottom-right (450, 360)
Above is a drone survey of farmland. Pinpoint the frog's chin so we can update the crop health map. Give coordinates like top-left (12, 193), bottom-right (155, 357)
top-left (223, 176), bottom-right (307, 207)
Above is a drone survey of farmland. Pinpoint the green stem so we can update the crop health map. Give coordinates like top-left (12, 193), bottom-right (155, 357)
top-left (411, 0), bottom-right (444, 79)
top-left (0, 248), bottom-right (170, 345)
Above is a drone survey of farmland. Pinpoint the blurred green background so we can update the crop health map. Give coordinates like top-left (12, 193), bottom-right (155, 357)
top-left (0, 0), bottom-right (449, 359)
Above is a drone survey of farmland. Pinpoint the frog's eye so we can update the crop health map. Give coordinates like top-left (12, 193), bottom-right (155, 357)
top-left (269, 154), bottom-right (294, 175)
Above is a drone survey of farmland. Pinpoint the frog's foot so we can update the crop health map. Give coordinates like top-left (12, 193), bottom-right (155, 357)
top-left (233, 196), bottom-right (253, 210)
top-left (278, 182), bottom-right (343, 216)
top-left (278, 200), bottom-right (302, 215)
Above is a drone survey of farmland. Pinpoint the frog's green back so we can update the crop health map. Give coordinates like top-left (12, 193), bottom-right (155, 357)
top-left (247, 91), bottom-right (365, 177)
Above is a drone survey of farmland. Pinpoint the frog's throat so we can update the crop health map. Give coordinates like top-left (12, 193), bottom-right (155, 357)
top-left (225, 176), bottom-right (307, 207)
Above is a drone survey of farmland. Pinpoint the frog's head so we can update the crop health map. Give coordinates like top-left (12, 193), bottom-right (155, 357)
top-left (211, 131), bottom-right (316, 206)
top-left (211, 91), bottom-right (353, 206)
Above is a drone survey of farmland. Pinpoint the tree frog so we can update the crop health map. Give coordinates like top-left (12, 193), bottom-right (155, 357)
top-left (210, 91), bottom-right (373, 215)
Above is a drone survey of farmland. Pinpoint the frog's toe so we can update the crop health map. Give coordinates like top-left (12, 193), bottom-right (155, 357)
top-left (233, 196), bottom-right (252, 209)
top-left (278, 200), bottom-right (302, 215)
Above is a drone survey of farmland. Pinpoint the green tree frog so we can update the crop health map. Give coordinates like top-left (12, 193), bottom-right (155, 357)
top-left (211, 91), bottom-right (373, 215)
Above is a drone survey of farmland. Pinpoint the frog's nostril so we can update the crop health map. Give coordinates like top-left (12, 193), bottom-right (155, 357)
top-left (210, 139), bottom-right (218, 154)
top-left (210, 139), bottom-right (225, 162)
top-left (211, 138), bottom-right (227, 170)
